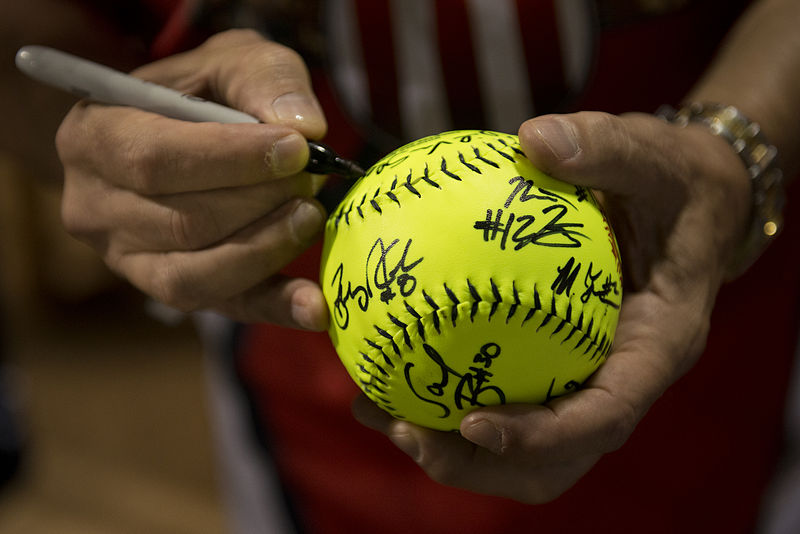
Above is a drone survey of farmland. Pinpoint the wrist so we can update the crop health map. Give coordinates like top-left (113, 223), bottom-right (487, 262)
top-left (657, 102), bottom-right (786, 279)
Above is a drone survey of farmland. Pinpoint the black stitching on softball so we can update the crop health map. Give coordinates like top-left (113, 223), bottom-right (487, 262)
top-left (574, 333), bottom-right (589, 352)
top-left (421, 290), bottom-right (441, 334)
top-left (467, 279), bottom-right (482, 322)
top-left (364, 338), bottom-right (394, 368)
top-left (506, 282), bottom-right (521, 323)
top-left (365, 382), bottom-right (387, 396)
top-left (537, 296), bottom-right (557, 331)
top-left (473, 146), bottom-right (499, 168)
top-left (562, 324), bottom-right (580, 344)
top-left (375, 325), bottom-right (401, 356)
top-left (386, 190), bottom-right (400, 206)
top-left (497, 137), bottom-right (525, 156)
top-left (360, 371), bottom-right (387, 387)
top-left (388, 313), bottom-right (413, 349)
top-left (489, 278), bottom-right (502, 320)
top-left (328, 137), bottom-right (527, 229)
top-left (486, 142), bottom-right (516, 163)
top-left (358, 354), bottom-right (388, 377)
top-left (538, 313), bottom-right (553, 332)
top-left (440, 157), bottom-right (462, 181)
top-left (443, 284), bottom-right (460, 326)
top-left (403, 170), bottom-right (421, 197)
top-left (403, 301), bottom-right (426, 342)
top-left (420, 164), bottom-right (440, 188)
top-left (550, 318), bottom-right (568, 338)
top-left (522, 308), bottom-right (536, 326)
top-left (458, 151), bottom-right (481, 173)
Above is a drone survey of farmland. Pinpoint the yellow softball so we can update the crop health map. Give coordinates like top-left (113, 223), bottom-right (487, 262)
top-left (320, 130), bottom-right (622, 431)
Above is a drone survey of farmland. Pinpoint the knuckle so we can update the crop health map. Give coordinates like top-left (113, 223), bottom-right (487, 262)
top-left (419, 456), bottom-right (465, 488)
top-left (600, 396), bottom-right (639, 452)
top-left (54, 117), bottom-right (76, 162)
top-left (60, 178), bottom-right (93, 237)
top-left (60, 197), bottom-right (85, 237)
top-left (203, 28), bottom-right (264, 49)
top-left (240, 43), bottom-right (309, 91)
top-left (55, 105), bottom-right (85, 158)
top-left (168, 204), bottom-right (224, 250)
top-left (151, 263), bottom-right (202, 312)
top-left (579, 112), bottom-right (636, 169)
top-left (168, 209), bottom-right (194, 250)
top-left (124, 135), bottom-right (163, 194)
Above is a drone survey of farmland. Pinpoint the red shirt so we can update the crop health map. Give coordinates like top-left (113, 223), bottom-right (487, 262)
top-left (145, 2), bottom-right (800, 532)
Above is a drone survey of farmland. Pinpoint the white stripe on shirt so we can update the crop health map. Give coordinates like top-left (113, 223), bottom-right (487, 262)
top-left (389, 0), bottom-right (452, 139)
top-left (466, 0), bottom-right (534, 131)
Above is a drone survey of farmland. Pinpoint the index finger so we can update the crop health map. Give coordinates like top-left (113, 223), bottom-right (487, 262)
top-left (57, 103), bottom-right (310, 194)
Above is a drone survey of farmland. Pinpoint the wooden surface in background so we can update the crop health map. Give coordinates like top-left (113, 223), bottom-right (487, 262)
top-left (0, 158), bottom-right (228, 534)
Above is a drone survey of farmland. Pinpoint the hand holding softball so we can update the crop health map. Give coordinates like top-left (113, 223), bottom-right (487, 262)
top-left (352, 111), bottom-right (752, 503)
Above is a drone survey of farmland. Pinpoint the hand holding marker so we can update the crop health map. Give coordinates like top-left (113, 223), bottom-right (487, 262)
top-left (15, 45), bottom-right (365, 179)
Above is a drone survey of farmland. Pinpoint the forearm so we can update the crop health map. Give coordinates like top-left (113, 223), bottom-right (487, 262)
top-left (687, 0), bottom-right (800, 177)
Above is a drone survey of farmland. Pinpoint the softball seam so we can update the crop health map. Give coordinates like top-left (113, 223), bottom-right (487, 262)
top-left (355, 277), bottom-right (614, 418)
top-left (330, 138), bottom-right (524, 230)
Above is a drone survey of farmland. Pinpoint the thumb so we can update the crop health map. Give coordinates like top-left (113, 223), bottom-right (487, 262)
top-left (518, 111), bottom-right (670, 195)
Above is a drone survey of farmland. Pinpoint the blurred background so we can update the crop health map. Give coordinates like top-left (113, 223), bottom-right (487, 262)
top-left (1, 2), bottom-right (228, 532)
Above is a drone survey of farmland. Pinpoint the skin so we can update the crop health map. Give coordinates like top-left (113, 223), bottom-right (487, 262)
top-left (54, 0), bottom-right (800, 504)
top-left (57, 30), bottom-right (331, 327)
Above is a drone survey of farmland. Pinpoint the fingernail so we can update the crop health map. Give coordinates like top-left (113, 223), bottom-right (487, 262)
top-left (389, 430), bottom-right (420, 461)
top-left (534, 118), bottom-right (580, 160)
top-left (462, 418), bottom-right (503, 454)
top-left (273, 92), bottom-right (322, 124)
top-left (289, 201), bottom-right (325, 243)
top-left (269, 133), bottom-right (308, 176)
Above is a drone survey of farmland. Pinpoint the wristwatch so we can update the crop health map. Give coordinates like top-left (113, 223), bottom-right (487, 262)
top-left (656, 102), bottom-right (786, 278)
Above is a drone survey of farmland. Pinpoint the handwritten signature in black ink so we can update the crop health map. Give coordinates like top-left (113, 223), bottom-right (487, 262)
top-left (369, 238), bottom-right (423, 304)
top-left (331, 237), bottom-right (423, 329)
top-left (474, 205), bottom-right (587, 250)
top-left (404, 342), bottom-right (506, 418)
top-left (580, 262), bottom-right (620, 309)
top-left (551, 257), bottom-right (620, 309)
top-left (331, 263), bottom-right (369, 330)
top-left (475, 176), bottom-right (589, 250)
top-left (504, 176), bottom-right (577, 209)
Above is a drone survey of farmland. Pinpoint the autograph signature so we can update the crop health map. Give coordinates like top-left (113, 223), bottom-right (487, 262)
top-left (475, 176), bottom-right (589, 250)
top-left (331, 237), bottom-right (423, 329)
top-left (404, 342), bottom-right (507, 418)
top-left (551, 257), bottom-right (620, 309)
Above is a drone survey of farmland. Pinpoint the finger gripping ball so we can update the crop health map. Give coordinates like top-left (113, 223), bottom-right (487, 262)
top-left (320, 130), bottom-right (622, 431)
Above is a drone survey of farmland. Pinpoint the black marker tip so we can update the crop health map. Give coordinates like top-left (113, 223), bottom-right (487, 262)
top-left (306, 141), bottom-right (365, 179)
